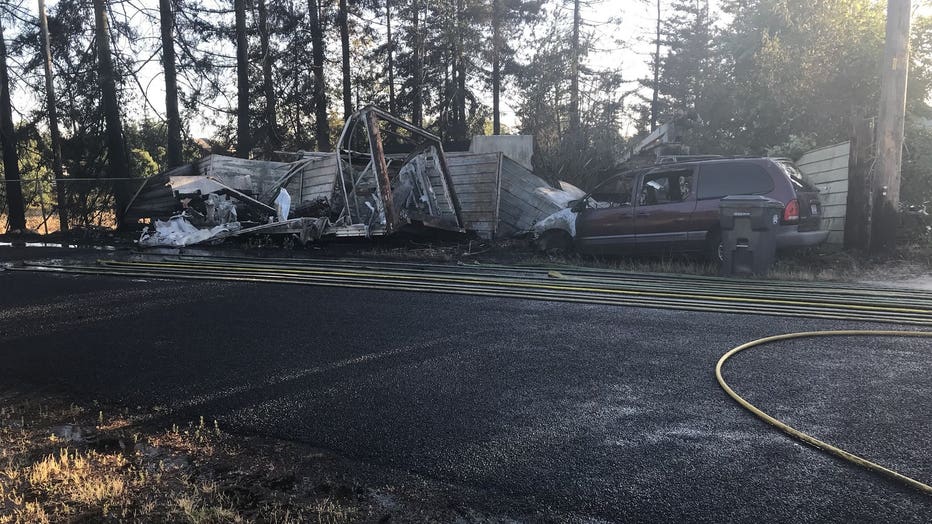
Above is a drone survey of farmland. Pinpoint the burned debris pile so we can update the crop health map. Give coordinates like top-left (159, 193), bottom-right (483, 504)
top-left (125, 106), bottom-right (579, 248)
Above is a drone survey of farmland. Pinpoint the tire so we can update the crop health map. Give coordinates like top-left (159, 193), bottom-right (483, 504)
top-left (706, 229), bottom-right (724, 263)
top-left (537, 230), bottom-right (573, 255)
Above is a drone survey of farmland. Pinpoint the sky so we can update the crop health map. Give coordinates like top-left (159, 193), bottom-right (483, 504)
top-left (8, 0), bottom-right (932, 140)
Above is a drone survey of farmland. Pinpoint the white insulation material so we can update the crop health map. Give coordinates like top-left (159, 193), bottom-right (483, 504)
top-left (139, 216), bottom-right (241, 247)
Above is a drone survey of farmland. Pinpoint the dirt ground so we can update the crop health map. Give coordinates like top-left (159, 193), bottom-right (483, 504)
top-left (0, 391), bottom-right (551, 523)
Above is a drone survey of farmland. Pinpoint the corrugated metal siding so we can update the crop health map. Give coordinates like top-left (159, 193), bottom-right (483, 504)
top-left (797, 142), bottom-right (850, 244)
top-left (498, 157), bottom-right (562, 236)
top-left (288, 153), bottom-right (339, 206)
top-left (446, 152), bottom-right (501, 238)
top-left (199, 155), bottom-right (292, 197)
top-left (423, 151), bottom-right (457, 217)
top-left (446, 153), bottom-right (560, 238)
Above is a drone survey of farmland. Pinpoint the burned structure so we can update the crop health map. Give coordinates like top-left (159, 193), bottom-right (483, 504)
top-left (126, 106), bottom-right (575, 247)
top-left (126, 106), bottom-right (464, 246)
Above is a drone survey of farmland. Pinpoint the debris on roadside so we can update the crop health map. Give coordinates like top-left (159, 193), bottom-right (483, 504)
top-left (126, 106), bottom-right (578, 248)
top-left (126, 106), bottom-right (466, 248)
top-left (445, 151), bottom-right (583, 239)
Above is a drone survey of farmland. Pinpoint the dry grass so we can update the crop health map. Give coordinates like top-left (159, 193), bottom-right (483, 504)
top-left (1, 209), bottom-right (119, 236)
top-left (0, 395), bottom-right (364, 523)
top-left (1, 211), bottom-right (63, 235)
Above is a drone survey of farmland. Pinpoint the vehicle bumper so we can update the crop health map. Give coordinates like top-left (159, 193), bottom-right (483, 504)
top-left (776, 227), bottom-right (829, 249)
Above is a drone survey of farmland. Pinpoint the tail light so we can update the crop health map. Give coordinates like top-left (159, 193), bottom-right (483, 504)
top-left (783, 199), bottom-right (799, 223)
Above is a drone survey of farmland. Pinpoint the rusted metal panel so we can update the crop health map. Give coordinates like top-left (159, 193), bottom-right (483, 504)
top-left (365, 110), bottom-right (399, 234)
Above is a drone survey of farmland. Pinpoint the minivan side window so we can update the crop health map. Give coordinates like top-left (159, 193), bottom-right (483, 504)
top-left (638, 169), bottom-right (693, 206)
top-left (591, 176), bottom-right (635, 206)
top-left (697, 162), bottom-right (774, 200)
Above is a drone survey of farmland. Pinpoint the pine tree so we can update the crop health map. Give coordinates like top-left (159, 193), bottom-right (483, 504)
top-left (233, 0), bottom-right (250, 158)
top-left (0, 11), bottom-right (26, 231)
top-left (159, 0), bottom-right (184, 167)
top-left (92, 0), bottom-right (132, 226)
top-left (256, 0), bottom-right (281, 154)
top-left (308, 0), bottom-right (330, 151)
top-left (338, 0), bottom-right (353, 118)
top-left (38, 0), bottom-right (69, 231)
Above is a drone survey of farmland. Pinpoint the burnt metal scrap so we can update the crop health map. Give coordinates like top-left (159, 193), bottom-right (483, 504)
top-left (330, 105), bottom-right (464, 237)
top-left (125, 106), bottom-right (578, 248)
top-left (127, 106), bottom-right (465, 247)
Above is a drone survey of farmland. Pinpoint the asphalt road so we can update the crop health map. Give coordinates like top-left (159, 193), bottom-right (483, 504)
top-left (1, 250), bottom-right (931, 522)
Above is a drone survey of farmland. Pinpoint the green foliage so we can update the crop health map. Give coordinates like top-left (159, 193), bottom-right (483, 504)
top-left (640, 0), bottom-right (926, 157)
top-left (901, 122), bottom-right (932, 205)
top-left (130, 149), bottom-right (159, 180)
top-left (764, 134), bottom-right (819, 160)
top-left (5, 0), bottom-right (932, 231)
top-left (514, 8), bottom-right (626, 188)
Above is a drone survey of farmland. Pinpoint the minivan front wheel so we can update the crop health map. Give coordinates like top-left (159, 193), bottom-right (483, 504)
top-left (537, 229), bottom-right (573, 255)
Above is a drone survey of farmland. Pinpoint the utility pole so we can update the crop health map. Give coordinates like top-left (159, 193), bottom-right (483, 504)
top-left (871, 0), bottom-right (911, 253)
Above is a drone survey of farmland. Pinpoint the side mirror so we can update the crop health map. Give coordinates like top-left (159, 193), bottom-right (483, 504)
top-left (570, 198), bottom-right (587, 213)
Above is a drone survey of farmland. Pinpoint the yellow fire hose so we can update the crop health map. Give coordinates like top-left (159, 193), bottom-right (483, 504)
top-left (716, 330), bottom-right (932, 495)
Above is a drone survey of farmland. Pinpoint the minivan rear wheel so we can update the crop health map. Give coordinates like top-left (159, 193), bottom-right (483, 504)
top-left (706, 230), bottom-right (724, 264)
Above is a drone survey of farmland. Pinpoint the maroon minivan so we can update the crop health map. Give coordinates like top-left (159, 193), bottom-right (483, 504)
top-left (534, 158), bottom-right (827, 258)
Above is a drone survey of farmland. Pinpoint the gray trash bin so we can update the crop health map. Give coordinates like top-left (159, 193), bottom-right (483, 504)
top-left (719, 195), bottom-right (784, 276)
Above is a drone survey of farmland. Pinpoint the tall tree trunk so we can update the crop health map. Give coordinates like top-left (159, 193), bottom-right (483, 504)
top-left (93, 0), bottom-right (132, 227)
top-left (454, 0), bottom-right (466, 140)
top-left (159, 0), bottom-right (183, 168)
top-left (39, 0), bottom-right (68, 233)
top-left (569, 0), bottom-right (580, 132)
top-left (412, 1), bottom-right (422, 127)
top-left (0, 18), bottom-right (26, 232)
top-left (651, 0), bottom-right (660, 131)
top-left (294, 46), bottom-right (303, 146)
top-left (308, 0), bottom-right (330, 151)
top-left (491, 0), bottom-right (501, 135)
top-left (386, 0), bottom-right (396, 115)
top-left (338, 0), bottom-right (352, 118)
top-left (234, 0), bottom-right (250, 159)
top-left (441, 57), bottom-right (450, 141)
top-left (257, 0), bottom-right (280, 154)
